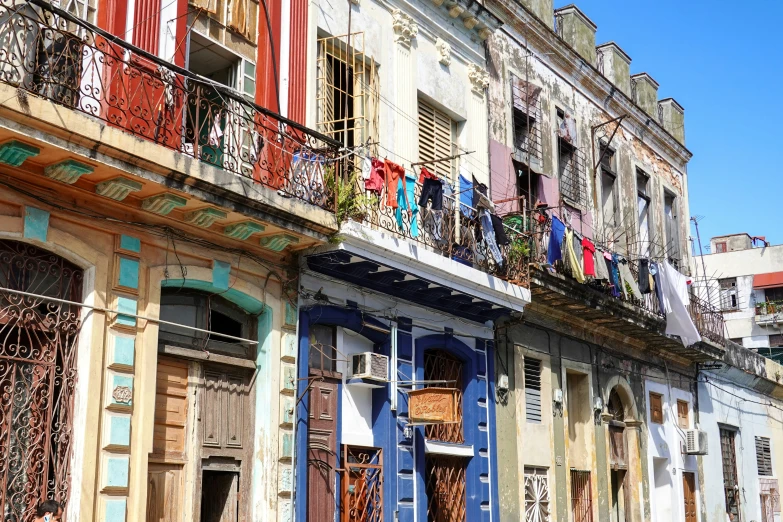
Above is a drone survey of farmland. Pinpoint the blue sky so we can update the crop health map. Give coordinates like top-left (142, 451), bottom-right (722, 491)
top-left (553, 0), bottom-right (781, 251)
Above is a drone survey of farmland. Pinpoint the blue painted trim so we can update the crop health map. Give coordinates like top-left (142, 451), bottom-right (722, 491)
top-left (486, 340), bottom-right (500, 522)
top-left (295, 305), bottom-right (392, 522)
top-left (414, 334), bottom-right (482, 522)
top-left (23, 206), bottom-right (49, 242)
top-left (119, 234), bottom-right (141, 253)
top-left (117, 256), bottom-right (140, 290)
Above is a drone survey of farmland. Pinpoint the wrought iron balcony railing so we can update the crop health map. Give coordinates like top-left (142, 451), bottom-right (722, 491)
top-left (0, 0), bottom-right (341, 211)
top-left (336, 171), bottom-right (531, 287)
top-left (529, 211), bottom-right (726, 345)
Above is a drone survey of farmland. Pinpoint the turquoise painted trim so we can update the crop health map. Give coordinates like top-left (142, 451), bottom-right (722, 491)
top-left (23, 206), bottom-right (49, 242)
top-left (212, 260), bottom-right (231, 290)
top-left (0, 140), bottom-right (40, 166)
top-left (119, 235), bottom-right (141, 253)
top-left (118, 257), bottom-right (140, 290)
top-left (111, 375), bottom-right (133, 406)
top-left (104, 498), bottom-right (127, 522)
top-left (113, 335), bottom-right (135, 367)
top-left (109, 415), bottom-right (131, 447)
top-left (160, 278), bottom-right (272, 519)
top-left (285, 301), bottom-right (297, 327)
top-left (116, 297), bottom-right (137, 327)
top-left (106, 457), bottom-right (129, 488)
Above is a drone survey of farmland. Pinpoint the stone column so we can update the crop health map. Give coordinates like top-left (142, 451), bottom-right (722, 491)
top-left (392, 9), bottom-right (418, 164)
top-left (624, 420), bottom-right (644, 522)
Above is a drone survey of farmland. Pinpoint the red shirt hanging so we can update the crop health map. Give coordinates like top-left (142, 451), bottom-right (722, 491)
top-left (582, 237), bottom-right (596, 276)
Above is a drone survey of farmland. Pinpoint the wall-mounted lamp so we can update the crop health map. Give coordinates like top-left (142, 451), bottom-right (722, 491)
top-left (593, 396), bottom-right (604, 412)
top-left (553, 388), bottom-right (563, 404)
top-left (403, 424), bottom-right (413, 440)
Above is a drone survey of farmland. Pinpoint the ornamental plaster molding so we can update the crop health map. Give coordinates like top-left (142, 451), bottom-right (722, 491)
top-left (435, 38), bottom-right (452, 66)
top-left (468, 63), bottom-right (489, 94)
top-left (392, 9), bottom-right (418, 47)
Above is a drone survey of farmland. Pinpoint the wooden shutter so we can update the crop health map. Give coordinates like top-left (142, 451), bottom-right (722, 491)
top-left (756, 436), bottom-right (773, 476)
top-left (649, 392), bottom-right (663, 424)
top-left (677, 400), bottom-right (689, 429)
top-left (524, 357), bottom-right (542, 423)
top-left (418, 100), bottom-right (454, 179)
top-left (132, 0), bottom-right (162, 54)
top-left (151, 358), bottom-right (189, 460)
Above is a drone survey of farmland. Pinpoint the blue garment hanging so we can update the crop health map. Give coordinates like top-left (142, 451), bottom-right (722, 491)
top-left (459, 173), bottom-right (474, 218)
top-left (396, 173), bottom-right (419, 237)
top-left (547, 216), bottom-right (565, 264)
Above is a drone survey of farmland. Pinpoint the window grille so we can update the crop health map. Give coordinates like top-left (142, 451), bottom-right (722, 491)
top-left (423, 350), bottom-right (464, 443)
top-left (524, 467), bottom-right (550, 522)
top-left (570, 470), bottom-right (593, 522)
top-left (426, 455), bottom-right (467, 522)
top-left (316, 33), bottom-right (376, 154)
top-left (511, 75), bottom-right (542, 168)
top-left (418, 100), bottom-right (455, 179)
top-left (720, 427), bottom-right (740, 518)
top-left (342, 446), bottom-right (383, 522)
top-left (524, 357), bottom-right (542, 423)
top-left (757, 436), bottom-right (773, 476)
top-left (557, 138), bottom-right (587, 206)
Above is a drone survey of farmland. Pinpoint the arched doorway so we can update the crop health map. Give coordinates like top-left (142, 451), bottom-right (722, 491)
top-left (0, 240), bottom-right (83, 521)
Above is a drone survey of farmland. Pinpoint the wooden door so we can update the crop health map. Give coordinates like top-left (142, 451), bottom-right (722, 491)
top-left (146, 464), bottom-right (183, 522)
top-left (152, 358), bottom-right (189, 461)
top-left (683, 472), bottom-right (697, 522)
top-left (307, 375), bottom-right (340, 522)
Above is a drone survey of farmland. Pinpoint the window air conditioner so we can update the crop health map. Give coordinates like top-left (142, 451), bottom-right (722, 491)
top-left (684, 429), bottom-right (708, 455)
top-left (350, 352), bottom-right (389, 382)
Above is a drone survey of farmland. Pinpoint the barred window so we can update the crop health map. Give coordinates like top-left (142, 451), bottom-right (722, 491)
top-left (756, 436), bottom-right (773, 476)
top-left (524, 467), bottom-right (550, 522)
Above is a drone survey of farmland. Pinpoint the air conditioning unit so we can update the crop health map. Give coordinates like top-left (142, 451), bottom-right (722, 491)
top-left (684, 429), bottom-right (708, 455)
top-left (350, 352), bottom-right (389, 382)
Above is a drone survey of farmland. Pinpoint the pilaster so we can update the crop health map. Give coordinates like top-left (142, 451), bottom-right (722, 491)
top-left (466, 64), bottom-right (491, 187)
top-left (393, 9), bottom-right (418, 165)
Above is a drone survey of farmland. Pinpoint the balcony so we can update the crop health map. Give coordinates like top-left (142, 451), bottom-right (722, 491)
top-left (0, 0), bottom-right (340, 212)
top-left (755, 301), bottom-right (783, 327)
top-left (524, 213), bottom-right (725, 362)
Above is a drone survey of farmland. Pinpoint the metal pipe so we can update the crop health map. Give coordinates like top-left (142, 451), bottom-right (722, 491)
top-left (0, 286), bottom-right (259, 344)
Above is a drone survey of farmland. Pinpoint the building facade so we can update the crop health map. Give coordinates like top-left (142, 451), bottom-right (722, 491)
top-left (694, 233), bottom-right (783, 355)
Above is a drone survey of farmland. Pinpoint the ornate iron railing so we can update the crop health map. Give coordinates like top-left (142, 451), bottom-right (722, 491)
top-left (0, 0), bottom-right (341, 210)
top-left (530, 212), bottom-right (726, 345)
top-left (341, 446), bottom-right (383, 522)
top-left (339, 172), bottom-right (531, 287)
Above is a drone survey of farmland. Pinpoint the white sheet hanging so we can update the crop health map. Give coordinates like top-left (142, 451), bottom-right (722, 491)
top-left (661, 261), bottom-right (701, 347)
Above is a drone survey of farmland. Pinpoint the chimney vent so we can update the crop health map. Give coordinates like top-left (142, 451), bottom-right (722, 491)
top-left (554, 4), bottom-right (597, 64)
top-left (596, 42), bottom-right (631, 95)
top-left (630, 73), bottom-right (659, 117)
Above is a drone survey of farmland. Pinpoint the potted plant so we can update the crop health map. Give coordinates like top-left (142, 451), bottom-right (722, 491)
top-left (324, 168), bottom-right (378, 224)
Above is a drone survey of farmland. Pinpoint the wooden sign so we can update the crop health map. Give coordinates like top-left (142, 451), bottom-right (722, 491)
top-left (408, 387), bottom-right (458, 424)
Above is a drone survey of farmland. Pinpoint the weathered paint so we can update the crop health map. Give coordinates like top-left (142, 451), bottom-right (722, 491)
top-left (117, 256), bottom-right (140, 290)
top-left (212, 259), bottom-right (232, 290)
top-left (23, 206), bottom-right (49, 242)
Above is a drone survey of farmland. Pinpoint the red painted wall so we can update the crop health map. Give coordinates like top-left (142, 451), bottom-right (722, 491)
top-left (287, 0), bottom-right (308, 124)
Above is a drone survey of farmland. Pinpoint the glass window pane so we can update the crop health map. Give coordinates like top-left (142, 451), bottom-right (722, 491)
top-left (244, 60), bottom-right (255, 76)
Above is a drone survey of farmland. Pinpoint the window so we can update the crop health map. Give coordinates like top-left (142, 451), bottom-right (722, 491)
top-left (557, 108), bottom-right (586, 206)
top-left (766, 287), bottom-right (783, 302)
top-left (769, 334), bottom-right (783, 347)
top-left (720, 278), bottom-right (739, 311)
top-left (511, 75), bottom-right (542, 166)
top-left (524, 467), bottom-right (550, 522)
top-left (570, 470), bottom-right (593, 522)
top-left (677, 400), bottom-right (689, 429)
top-left (600, 144), bottom-right (619, 229)
top-left (524, 357), bottom-right (542, 423)
top-left (343, 446), bottom-right (383, 519)
top-left (756, 436), bottom-right (773, 476)
top-left (316, 34), bottom-right (375, 153)
top-left (308, 324), bottom-right (337, 372)
top-left (517, 164), bottom-right (541, 210)
top-left (636, 169), bottom-right (652, 257)
top-left (664, 191), bottom-right (681, 266)
top-left (649, 392), bottom-right (663, 424)
top-left (729, 337), bottom-right (744, 346)
top-left (159, 289), bottom-right (255, 359)
top-left (424, 350), bottom-right (464, 443)
top-left (715, 241), bottom-right (728, 253)
top-left (720, 427), bottom-right (740, 518)
top-left (132, 0), bottom-right (162, 54)
top-left (418, 99), bottom-right (456, 179)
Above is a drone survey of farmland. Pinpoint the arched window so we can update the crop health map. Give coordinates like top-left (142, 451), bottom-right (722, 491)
top-left (607, 388), bottom-right (629, 522)
top-left (0, 240), bottom-right (83, 521)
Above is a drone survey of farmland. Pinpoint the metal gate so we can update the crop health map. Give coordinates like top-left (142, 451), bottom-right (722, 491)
top-left (0, 240), bottom-right (83, 521)
top-left (570, 470), bottom-right (593, 522)
top-left (342, 446), bottom-right (383, 522)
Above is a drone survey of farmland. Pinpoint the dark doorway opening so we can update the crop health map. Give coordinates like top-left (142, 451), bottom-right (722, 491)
top-left (201, 470), bottom-right (239, 522)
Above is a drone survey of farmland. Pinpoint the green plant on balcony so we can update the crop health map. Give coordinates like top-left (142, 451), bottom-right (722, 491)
top-left (324, 168), bottom-right (378, 224)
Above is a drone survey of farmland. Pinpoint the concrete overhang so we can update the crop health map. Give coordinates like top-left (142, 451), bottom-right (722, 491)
top-left (303, 221), bottom-right (531, 324)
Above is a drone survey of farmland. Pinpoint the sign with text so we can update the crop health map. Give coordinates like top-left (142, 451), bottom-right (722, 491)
top-left (408, 387), bottom-right (458, 424)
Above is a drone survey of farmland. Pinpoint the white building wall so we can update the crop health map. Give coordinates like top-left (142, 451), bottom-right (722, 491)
top-left (338, 328), bottom-right (376, 447)
top-left (698, 373), bottom-right (783, 522)
top-left (645, 380), bottom-right (698, 522)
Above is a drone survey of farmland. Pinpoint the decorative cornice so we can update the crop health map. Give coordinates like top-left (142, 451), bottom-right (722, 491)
top-left (0, 140), bottom-right (39, 166)
top-left (435, 37), bottom-right (452, 66)
top-left (224, 220), bottom-right (266, 240)
top-left (183, 207), bottom-right (227, 228)
top-left (468, 63), bottom-right (489, 95)
top-left (141, 193), bottom-right (188, 215)
top-left (44, 159), bottom-right (94, 184)
top-left (95, 177), bottom-right (143, 201)
top-left (392, 9), bottom-right (418, 47)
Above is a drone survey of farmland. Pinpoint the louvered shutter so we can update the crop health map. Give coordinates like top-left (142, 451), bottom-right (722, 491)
top-left (524, 357), bottom-right (542, 423)
top-left (418, 100), bottom-right (454, 179)
top-left (677, 400), bottom-right (689, 429)
top-left (756, 436), bottom-right (773, 476)
top-left (132, 0), bottom-right (162, 54)
top-left (649, 392), bottom-right (663, 424)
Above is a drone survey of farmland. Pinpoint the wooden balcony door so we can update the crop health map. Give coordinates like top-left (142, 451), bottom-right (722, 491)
top-left (682, 472), bottom-right (697, 522)
top-left (307, 374), bottom-right (340, 522)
